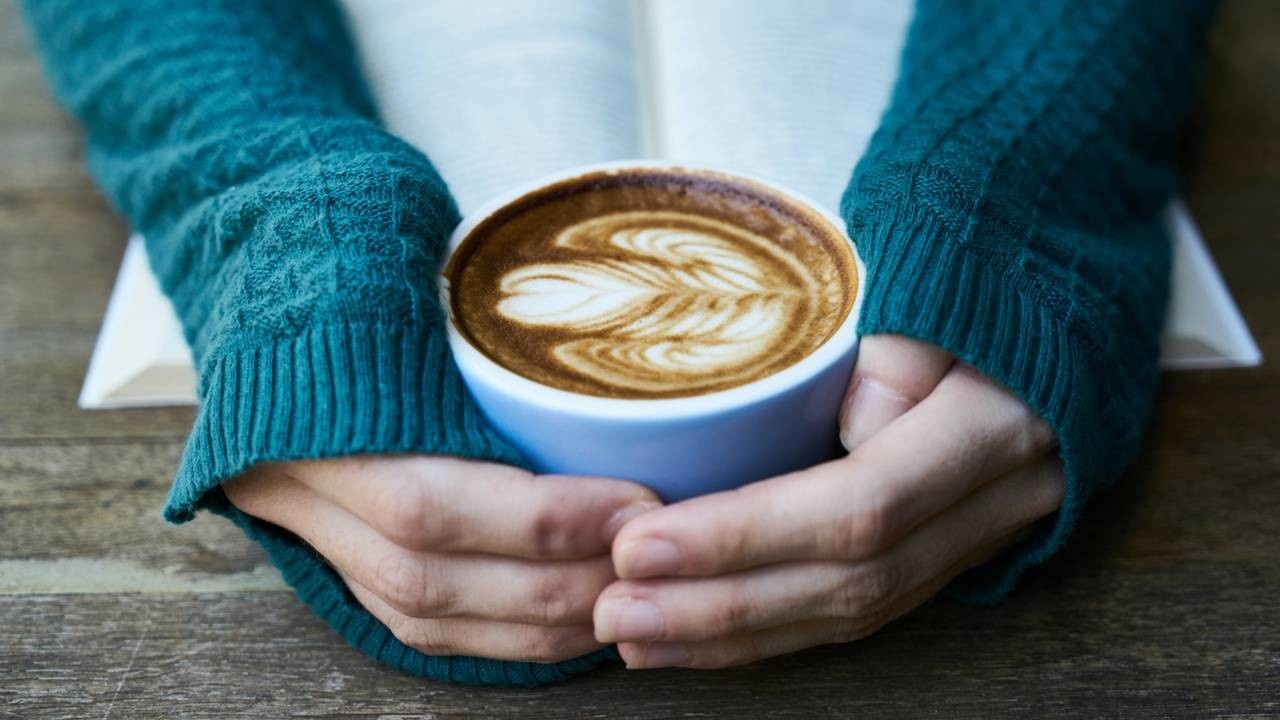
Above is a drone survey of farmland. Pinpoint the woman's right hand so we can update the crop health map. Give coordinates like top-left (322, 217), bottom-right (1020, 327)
top-left (224, 456), bottom-right (661, 663)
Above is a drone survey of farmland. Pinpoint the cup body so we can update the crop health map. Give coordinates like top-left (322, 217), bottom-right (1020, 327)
top-left (441, 162), bottom-right (864, 502)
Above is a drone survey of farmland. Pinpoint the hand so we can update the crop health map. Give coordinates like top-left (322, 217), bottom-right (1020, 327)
top-left (224, 455), bottom-right (660, 663)
top-left (593, 335), bottom-right (1065, 669)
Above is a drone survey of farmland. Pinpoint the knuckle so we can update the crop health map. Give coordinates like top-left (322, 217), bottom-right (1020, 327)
top-left (863, 559), bottom-right (903, 608)
top-left (380, 481), bottom-right (458, 550)
top-left (382, 481), bottom-right (430, 541)
top-left (835, 495), bottom-right (893, 559)
top-left (727, 489), bottom-right (767, 559)
top-left (373, 553), bottom-right (454, 618)
top-left (702, 503), bottom-right (754, 566)
top-left (418, 577), bottom-right (459, 619)
top-left (526, 502), bottom-right (581, 559)
top-left (714, 589), bottom-right (756, 635)
top-left (833, 562), bottom-right (899, 618)
top-left (521, 627), bottom-right (583, 663)
top-left (416, 561), bottom-right (460, 618)
top-left (532, 572), bottom-right (575, 625)
top-left (831, 579), bottom-right (870, 619)
top-left (372, 553), bottom-right (423, 614)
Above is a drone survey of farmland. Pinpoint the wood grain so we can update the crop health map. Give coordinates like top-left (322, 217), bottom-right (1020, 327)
top-left (3, 565), bottom-right (1277, 719)
top-left (0, 0), bottom-right (196, 442)
top-left (1, 0), bottom-right (1279, 716)
top-left (0, 443), bottom-right (279, 592)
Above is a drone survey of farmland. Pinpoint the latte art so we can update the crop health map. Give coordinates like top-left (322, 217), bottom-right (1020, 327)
top-left (445, 168), bottom-right (857, 399)
top-left (495, 212), bottom-right (824, 395)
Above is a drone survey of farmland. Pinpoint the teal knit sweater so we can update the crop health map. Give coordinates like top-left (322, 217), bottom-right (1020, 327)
top-left (23, 0), bottom-right (1213, 687)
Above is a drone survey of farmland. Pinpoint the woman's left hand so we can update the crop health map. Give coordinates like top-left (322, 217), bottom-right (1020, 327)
top-left (594, 335), bottom-right (1066, 669)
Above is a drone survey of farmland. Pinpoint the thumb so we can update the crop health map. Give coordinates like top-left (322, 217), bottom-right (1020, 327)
top-left (839, 334), bottom-right (955, 452)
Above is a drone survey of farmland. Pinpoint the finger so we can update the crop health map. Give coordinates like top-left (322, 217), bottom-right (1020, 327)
top-left (285, 455), bottom-right (661, 559)
top-left (227, 472), bottom-right (617, 624)
top-left (616, 490), bottom-right (1050, 671)
top-left (598, 458), bottom-right (1064, 643)
top-left (613, 365), bottom-right (1058, 578)
top-left (343, 574), bottom-right (604, 663)
top-left (839, 335), bottom-right (954, 451)
top-left (595, 562), bottom-right (851, 644)
top-left (619, 561), bottom-right (954, 670)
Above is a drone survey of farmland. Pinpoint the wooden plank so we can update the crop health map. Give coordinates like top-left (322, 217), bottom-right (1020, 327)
top-left (0, 442), bottom-right (278, 593)
top-left (0, 323), bottom-right (197, 442)
top-left (1181, 0), bottom-right (1280, 369)
top-left (2, 563), bottom-right (1277, 719)
top-left (0, 1), bottom-right (97, 195)
top-left (0, 1), bottom-right (197, 441)
top-left (1, 0), bottom-right (1279, 716)
top-left (0, 381), bottom-right (1277, 594)
top-left (0, 422), bottom-right (1275, 714)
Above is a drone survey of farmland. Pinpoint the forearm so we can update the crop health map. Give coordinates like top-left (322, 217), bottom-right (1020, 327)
top-left (20, 0), bottom-right (560, 686)
top-left (843, 0), bottom-right (1216, 599)
top-left (24, 1), bottom-right (439, 359)
top-left (22, 0), bottom-right (521, 492)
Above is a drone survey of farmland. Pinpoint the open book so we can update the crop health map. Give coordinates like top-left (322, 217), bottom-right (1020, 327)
top-left (80, 0), bottom-right (1261, 408)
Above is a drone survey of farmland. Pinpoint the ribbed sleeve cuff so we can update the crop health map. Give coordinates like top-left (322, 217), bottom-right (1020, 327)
top-left (163, 320), bottom-right (619, 685)
top-left (164, 320), bottom-right (526, 522)
top-left (850, 203), bottom-right (1129, 604)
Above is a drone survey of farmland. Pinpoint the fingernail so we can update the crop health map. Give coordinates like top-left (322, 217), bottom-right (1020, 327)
top-left (618, 538), bottom-right (682, 577)
top-left (628, 642), bottom-right (690, 669)
top-left (595, 597), bottom-right (665, 643)
top-left (840, 377), bottom-right (913, 451)
top-left (603, 501), bottom-right (662, 543)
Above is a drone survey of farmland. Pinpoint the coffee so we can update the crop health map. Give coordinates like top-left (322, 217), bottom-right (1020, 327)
top-left (444, 168), bottom-right (857, 399)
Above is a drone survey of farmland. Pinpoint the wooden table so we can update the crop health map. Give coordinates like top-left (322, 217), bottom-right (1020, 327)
top-left (2, 1), bottom-right (1277, 717)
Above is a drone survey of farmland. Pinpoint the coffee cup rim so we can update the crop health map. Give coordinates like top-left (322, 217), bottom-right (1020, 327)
top-left (440, 160), bottom-right (865, 421)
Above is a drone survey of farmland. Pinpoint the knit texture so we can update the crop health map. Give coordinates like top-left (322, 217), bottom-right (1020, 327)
top-left (22, 0), bottom-right (1211, 686)
top-left (843, 0), bottom-right (1214, 601)
top-left (21, 0), bottom-right (608, 687)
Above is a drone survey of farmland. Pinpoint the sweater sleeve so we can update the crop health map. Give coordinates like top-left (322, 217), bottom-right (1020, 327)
top-left (21, 0), bottom-right (614, 686)
top-left (842, 0), bottom-right (1216, 602)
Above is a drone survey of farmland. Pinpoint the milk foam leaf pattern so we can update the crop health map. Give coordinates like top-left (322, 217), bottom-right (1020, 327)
top-left (496, 211), bottom-right (829, 395)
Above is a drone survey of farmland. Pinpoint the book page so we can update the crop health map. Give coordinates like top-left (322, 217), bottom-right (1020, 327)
top-left (78, 236), bottom-right (195, 408)
top-left (342, 0), bottom-right (644, 214)
top-left (643, 0), bottom-right (912, 211)
top-left (80, 2), bottom-right (1261, 408)
top-left (1161, 202), bottom-right (1262, 369)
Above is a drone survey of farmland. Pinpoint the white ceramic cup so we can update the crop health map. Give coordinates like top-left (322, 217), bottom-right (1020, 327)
top-left (441, 162), bottom-right (865, 501)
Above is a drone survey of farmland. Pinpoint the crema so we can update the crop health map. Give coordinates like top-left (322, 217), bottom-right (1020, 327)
top-left (444, 168), bottom-right (857, 399)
